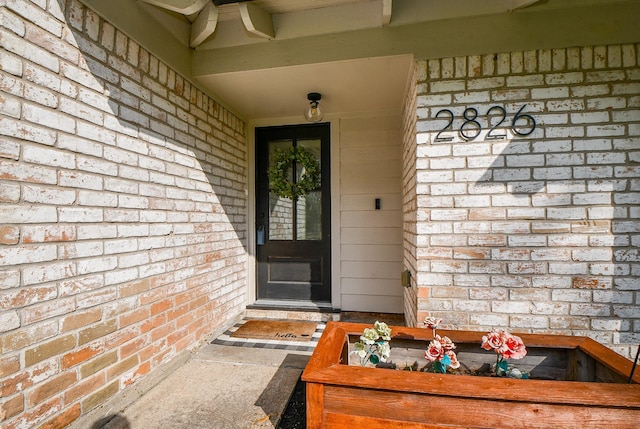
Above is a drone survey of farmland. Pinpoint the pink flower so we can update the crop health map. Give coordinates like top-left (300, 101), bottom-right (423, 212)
top-left (423, 316), bottom-right (442, 330)
top-left (425, 339), bottom-right (443, 362)
top-left (439, 335), bottom-right (456, 351)
top-left (446, 350), bottom-right (460, 369)
top-left (482, 329), bottom-right (528, 361)
top-left (500, 334), bottom-right (527, 360)
top-left (425, 334), bottom-right (459, 371)
top-left (481, 329), bottom-right (505, 352)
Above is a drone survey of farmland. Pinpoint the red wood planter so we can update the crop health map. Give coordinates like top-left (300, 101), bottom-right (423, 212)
top-left (302, 321), bottom-right (640, 429)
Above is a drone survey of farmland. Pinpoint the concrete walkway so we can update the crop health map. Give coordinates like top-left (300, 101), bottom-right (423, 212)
top-left (95, 344), bottom-right (311, 429)
top-left (83, 313), bottom-right (404, 429)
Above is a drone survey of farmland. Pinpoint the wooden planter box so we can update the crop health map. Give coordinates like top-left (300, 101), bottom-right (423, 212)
top-left (302, 321), bottom-right (640, 429)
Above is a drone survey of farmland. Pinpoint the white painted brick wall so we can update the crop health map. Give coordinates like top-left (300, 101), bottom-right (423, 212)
top-left (0, 1), bottom-right (247, 428)
top-left (412, 43), bottom-right (640, 358)
top-left (403, 63), bottom-right (419, 325)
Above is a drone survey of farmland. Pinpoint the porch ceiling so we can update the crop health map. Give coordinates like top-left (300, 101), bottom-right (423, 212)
top-left (82, 0), bottom-right (639, 120)
top-left (194, 54), bottom-right (415, 120)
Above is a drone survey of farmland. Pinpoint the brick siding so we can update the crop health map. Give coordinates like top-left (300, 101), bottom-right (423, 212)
top-left (410, 45), bottom-right (640, 358)
top-left (0, 1), bottom-right (247, 427)
top-left (402, 62), bottom-right (418, 325)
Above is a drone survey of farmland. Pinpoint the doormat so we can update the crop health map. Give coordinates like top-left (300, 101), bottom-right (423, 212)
top-left (230, 320), bottom-right (318, 342)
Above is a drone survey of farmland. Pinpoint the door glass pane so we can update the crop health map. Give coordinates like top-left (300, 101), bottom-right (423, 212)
top-left (297, 139), bottom-right (322, 180)
top-left (268, 139), bottom-right (293, 240)
top-left (267, 138), bottom-right (322, 241)
top-left (269, 195), bottom-right (293, 240)
top-left (297, 190), bottom-right (321, 240)
top-left (296, 139), bottom-right (322, 240)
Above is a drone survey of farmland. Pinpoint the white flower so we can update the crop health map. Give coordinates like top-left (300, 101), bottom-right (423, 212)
top-left (374, 321), bottom-right (392, 341)
top-left (352, 342), bottom-right (367, 358)
top-left (377, 342), bottom-right (391, 362)
top-left (361, 328), bottom-right (379, 345)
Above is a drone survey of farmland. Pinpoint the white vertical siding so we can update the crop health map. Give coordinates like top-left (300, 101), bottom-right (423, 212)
top-left (339, 116), bottom-right (404, 313)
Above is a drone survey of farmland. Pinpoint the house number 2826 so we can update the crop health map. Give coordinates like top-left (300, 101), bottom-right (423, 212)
top-left (434, 105), bottom-right (536, 142)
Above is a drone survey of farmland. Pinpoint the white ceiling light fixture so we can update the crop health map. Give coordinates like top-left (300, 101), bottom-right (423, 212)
top-left (304, 92), bottom-right (324, 122)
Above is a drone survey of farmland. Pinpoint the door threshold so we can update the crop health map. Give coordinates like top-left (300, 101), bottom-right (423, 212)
top-left (246, 301), bottom-right (341, 322)
top-left (248, 300), bottom-right (339, 313)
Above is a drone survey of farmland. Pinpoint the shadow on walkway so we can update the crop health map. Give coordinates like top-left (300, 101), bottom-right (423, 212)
top-left (91, 413), bottom-right (130, 429)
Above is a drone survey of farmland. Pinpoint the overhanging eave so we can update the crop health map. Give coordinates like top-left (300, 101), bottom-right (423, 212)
top-left (192, 1), bottom-right (640, 77)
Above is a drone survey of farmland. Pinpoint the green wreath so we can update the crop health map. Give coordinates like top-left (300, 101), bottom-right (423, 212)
top-left (267, 146), bottom-right (321, 200)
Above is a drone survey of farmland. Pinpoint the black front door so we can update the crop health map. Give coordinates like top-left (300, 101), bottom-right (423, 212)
top-left (255, 123), bottom-right (331, 303)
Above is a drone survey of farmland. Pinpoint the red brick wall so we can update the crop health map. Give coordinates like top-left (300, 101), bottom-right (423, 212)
top-left (0, 1), bottom-right (247, 427)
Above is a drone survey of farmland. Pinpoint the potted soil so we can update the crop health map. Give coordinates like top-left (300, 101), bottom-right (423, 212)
top-left (302, 321), bottom-right (640, 429)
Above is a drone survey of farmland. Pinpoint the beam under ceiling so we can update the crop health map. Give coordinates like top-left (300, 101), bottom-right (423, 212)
top-left (239, 3), bottom-right (275, 39)
top-left (190, 1), bottom-right (218, 47)
top-left (138, 0), bottom-right (208, 15)
top-left (192, 1), bottom-right (640, 76)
